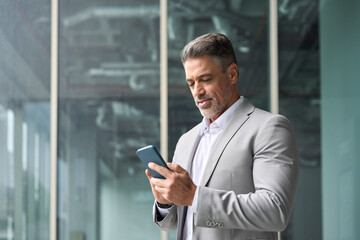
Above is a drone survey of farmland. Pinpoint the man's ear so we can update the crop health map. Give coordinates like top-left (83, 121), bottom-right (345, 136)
top-left (227, 63), bottom-right (238, 84)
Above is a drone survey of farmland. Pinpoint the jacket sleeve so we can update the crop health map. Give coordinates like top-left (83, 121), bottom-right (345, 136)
top-left (194, 115), bottom-right (299, 231)
top-left (152, 133), bottom-right (187, 232)
top-left (153, 202), bottom-right (178, 232)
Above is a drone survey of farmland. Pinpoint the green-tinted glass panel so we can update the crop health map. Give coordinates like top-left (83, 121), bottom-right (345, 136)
top-left (0, 1), bottom-right (51, 240)
top-left (58, 1), bottom-right (161, 240)
top-left (278, 0), bottom-right (322, 239)
top-left (320, 0), bottom-right (360, 239)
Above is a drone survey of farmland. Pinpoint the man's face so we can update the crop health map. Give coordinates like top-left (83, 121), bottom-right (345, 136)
top-left (184, 55), bottom-right (237, 122)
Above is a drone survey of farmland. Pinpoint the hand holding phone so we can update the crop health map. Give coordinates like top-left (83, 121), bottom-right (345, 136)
top-left (136, 145), bottom-right (169, 179)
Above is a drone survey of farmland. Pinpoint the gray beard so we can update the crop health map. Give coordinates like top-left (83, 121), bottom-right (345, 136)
top-left (198, 92), bottom-right (230, 119)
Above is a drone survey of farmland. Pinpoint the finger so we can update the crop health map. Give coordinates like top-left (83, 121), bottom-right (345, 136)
top-left (168, 163), bottom-right (187, 174)
top-left (145, 169), bottom-right (153, 180)
top-left (153, 185), bottom-right (167, 195)
top-left (150, 177), bottom-right (167, 189)
top-left (148, 162), bottom-right (173, 178)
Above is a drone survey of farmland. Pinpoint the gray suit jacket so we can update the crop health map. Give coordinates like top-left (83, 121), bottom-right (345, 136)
top-left (154, 98), bottom-right (299, 240)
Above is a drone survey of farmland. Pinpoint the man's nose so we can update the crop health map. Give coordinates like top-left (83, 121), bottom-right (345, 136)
top-left (193, 82), bottom-right (205, 97)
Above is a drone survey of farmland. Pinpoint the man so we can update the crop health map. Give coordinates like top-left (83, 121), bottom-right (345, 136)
top-left (145, 33), bottom-right (298, 240)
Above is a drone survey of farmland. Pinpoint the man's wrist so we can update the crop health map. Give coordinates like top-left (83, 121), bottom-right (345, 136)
top-left (156, 201), bottom-right (174, 208)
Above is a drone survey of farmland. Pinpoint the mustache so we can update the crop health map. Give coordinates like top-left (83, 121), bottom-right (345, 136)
top-left (195, 95), bottom-right (212, 104)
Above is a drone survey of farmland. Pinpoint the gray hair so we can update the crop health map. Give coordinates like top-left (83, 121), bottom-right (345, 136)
top-left (181, 33), bottom-right (237, 72)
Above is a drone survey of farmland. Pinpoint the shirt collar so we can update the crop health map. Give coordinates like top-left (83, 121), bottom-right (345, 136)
top-left (200, 96), bottom-right (244, 135)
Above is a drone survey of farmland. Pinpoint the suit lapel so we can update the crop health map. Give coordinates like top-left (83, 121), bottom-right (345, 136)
top-left (174, 125), bottom-right (201, 240)
top-left (199, 98), bottom-right (255, 186)
top-left (175, 123), bottom-right (202, 172)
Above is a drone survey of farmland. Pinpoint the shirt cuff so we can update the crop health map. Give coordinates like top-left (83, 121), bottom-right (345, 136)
top-left (156, 202), bottom-right (173, 218)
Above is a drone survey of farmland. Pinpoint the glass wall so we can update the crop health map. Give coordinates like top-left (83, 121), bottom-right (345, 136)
top-left (320, 0), bottom-right (360, 239)
top-left (278, 0), bottom-right (322, 239)
top-left (57, 1), bottom-right (160, 240)
top-left (0, 0), bottom-right (51, 240)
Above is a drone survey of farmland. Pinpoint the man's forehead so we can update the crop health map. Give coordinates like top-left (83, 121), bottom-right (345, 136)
top-left (185, 73), bottom-right (214, 81)
top-left (184, 56), bottom-right (221, 72)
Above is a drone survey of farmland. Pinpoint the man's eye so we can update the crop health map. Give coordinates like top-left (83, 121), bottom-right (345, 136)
top-left (202, 78), bottom-right (211, 82)
top-left (187, 82), bottom-right (194, 87)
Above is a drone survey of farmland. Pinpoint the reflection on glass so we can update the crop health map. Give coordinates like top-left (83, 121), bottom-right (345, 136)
top-left (0, 0), bottom-right (51, 240)
top-left (321, 1), bottom-right (360, 239)
top-left (278, 0), bottom-right (321, 239)
top-left (58, 1), bottom-right (160, 240)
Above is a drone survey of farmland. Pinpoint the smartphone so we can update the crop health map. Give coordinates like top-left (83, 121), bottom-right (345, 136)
top-left (136, 145), bottom-right (169, 179)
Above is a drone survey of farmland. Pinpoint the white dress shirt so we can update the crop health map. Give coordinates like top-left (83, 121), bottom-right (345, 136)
top-left (158, 96), bottom-right (243, 240)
